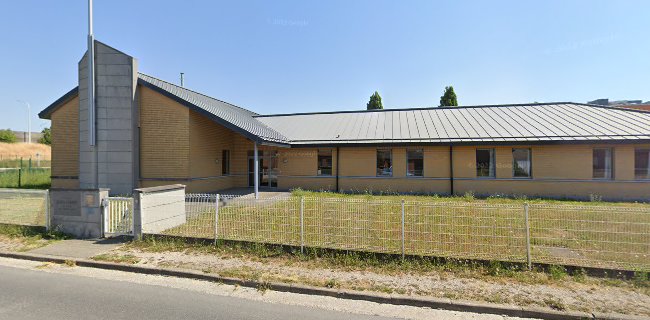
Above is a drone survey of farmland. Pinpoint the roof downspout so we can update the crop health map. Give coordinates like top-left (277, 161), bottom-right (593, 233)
top-left (336, 147), bottom-right (340, 193)
top-left (449, 145), bottom-right (454, 196)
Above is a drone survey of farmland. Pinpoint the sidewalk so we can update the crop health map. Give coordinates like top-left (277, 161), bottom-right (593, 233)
top-left (28, 237), bottom-right (127, 259)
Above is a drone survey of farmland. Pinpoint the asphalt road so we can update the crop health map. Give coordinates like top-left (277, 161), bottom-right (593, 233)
top-left (0, 258), bottom-right (531, 320)
top-left (0, 265), bottom-right (394, 320)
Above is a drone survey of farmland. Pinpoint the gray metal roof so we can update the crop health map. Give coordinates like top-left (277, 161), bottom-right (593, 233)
top-left (41, 75), bottom-right (650, 147)
top-left (137, 73), bottom-right (289, 144)
top-left (255, 103), bottom-right (650, 145)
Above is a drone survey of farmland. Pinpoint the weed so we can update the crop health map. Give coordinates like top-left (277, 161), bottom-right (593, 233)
top-left (572, 268), bottom-right (587, 282)
top-left (543, 297), bottom-right (566, 311)
top-left (92, 253), bottom-right (140, 264)
top-left (257, 281), bottom-right (272, 293)
top-left (325, 278), bottom-right (339, 289)
top-left (633, 271), bottom-right (649, 288)
top-left (462, 191), bottom-right (475, 202)
top-left (486, 261), bottom-right (504, 276)
top-left (548, 265), bottom-right (567, 280)
top-left (63, 260), bottom-right (76, 267)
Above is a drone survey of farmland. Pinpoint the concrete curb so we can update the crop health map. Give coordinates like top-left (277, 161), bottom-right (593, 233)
top-left (0, 251), bottom-right (643, 320)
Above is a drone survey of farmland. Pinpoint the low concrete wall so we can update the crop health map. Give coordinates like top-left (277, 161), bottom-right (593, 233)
top-left (49, 188), bottom-right (109, 239)
top-left (134, 184), bottom-right (186, 237)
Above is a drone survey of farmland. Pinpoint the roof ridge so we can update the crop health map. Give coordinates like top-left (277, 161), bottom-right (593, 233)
top-left (137, 72), bottom-right (259, 116)
top-left (254, 102), bottom-right (584, 118)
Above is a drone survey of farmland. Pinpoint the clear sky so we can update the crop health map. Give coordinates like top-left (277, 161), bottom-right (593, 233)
top-left (0, 0), bottom-right (649, 131)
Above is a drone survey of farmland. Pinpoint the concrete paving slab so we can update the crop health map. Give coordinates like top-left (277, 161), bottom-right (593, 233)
top-left (28, 237), bottom-right (128, 259)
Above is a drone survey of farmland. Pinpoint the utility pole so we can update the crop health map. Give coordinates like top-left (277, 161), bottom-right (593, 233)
top-left (17, 100), bottom-right (31, 143)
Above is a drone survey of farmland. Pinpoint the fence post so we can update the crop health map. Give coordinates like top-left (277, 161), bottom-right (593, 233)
top-left (524, 203), bottom-right (532, 270)
top-left (300, 197), bottom-right (305, 254)
top-left (17, 168), bottom-right (21, 188)
top-left (401, 199), bottom-right (405, 260)
top-left (101, 197), bottom-right (109, 238)
top-left (132, 191), bottom-right (143, 240)
top-left (214, 194), bottom-right (220, 245)
top-left (44, 190), bottom-right (50, 231)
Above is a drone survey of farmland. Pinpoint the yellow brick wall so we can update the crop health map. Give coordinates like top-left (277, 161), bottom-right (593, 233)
top-left (139, 85), bottom-right (190, 180)
top-left (46, 84), bottom-right (650, 200)
top-left (50, 96), bottom-right (79, 188)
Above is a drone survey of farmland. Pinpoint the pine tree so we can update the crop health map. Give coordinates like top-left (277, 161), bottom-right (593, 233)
top-left (439, 86), bottom-right (458, 107)
top-left (367, 91), bottom-right (384, 110)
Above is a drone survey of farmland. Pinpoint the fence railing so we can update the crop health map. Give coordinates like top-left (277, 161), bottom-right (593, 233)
top-left (141, 194), bottom-right (650, 272)
top-left (104, 197), bottom-right (133, 236)
top-left (0, 189), bottom-right (48, 227)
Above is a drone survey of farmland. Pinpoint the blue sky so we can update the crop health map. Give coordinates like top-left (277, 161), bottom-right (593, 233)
top-left (0, 0), bottom-right (649, 131)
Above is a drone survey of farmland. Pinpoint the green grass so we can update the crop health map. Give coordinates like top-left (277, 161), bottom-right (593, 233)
top-left (0, 168), bottom-right (50, 189)
top-left (161, 191), bottom-right (650, 272)
top-left (0, 159), bottom-right (51, 169)
top-left (0, 191), bottom-right (47, 226)
top-left (0, 224), bottom-right (68, 251)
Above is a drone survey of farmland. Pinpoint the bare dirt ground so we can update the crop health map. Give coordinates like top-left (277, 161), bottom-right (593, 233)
top-left (104, 246), bottom-right (650, 317)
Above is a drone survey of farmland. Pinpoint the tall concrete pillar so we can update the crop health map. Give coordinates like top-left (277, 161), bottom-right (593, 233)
top-left (78, 41), bottom-right (138, 195)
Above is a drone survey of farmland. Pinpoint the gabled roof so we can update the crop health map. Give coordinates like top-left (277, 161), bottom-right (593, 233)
top-left (137, 73), bottom-right (288, 144)
top-left (255, 103), bottom-right (650, 146)
top-left (39, 73), bottom-right (290, 145)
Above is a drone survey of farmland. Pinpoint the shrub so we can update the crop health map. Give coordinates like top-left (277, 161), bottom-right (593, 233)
top-left (0, 129), bottom-right (17, 143)
top-left (38, 128), bottom-right (51, 145)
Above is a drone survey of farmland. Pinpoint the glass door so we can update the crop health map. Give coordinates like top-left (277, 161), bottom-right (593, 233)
top-left (248, 150), bottom-right (278, 188)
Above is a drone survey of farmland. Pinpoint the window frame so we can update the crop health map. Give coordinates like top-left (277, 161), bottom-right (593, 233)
top-left (376, 148), bottom-right (393, 177)
top-left (317, 149), bottom-right (333, 176)
top-left (476, 148), bottom-right (496, 178)
top-left (221, 150), bottom-right (230, 175)
top-left (592, 148), bottom-right (614, 180)
top-left (406, 148), bottom-right (424, 177)
top-left (634, 148), bottom-right (650, 180)
top-left (512, 148), bottom-right (532, 179)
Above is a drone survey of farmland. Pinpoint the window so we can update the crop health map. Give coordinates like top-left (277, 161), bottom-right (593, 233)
top-left (512, 148), bottom-right (531, 178)
top-left (221, 150), bottom-right (230, 175)
top-left (376, 148), bottom-right (392, 176)
top-left (476, 149), bottom-right (495, 178)
top-left (593, 148), bottom-right (613, 179)
top-left (407, 149), bottom-right (424, 177)
top-left (635, 149), bottom-right (650, 180)
top-left (317, 149), bottom-right (333, 176)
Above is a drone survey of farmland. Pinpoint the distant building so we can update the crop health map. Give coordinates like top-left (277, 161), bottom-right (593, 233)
top-left (588, 98), bottom-right (650, 111)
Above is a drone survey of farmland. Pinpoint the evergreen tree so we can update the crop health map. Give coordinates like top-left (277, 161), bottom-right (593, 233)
top-left (367, 91), bottom-right (384, 110)
top-left (439, 86), bottom-right (458, 107)
top-left (38, 127), bottom-right (51, 145)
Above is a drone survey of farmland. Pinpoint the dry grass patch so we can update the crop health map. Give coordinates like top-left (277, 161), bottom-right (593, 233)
top-left (0, 143), bottom-right (51, 162)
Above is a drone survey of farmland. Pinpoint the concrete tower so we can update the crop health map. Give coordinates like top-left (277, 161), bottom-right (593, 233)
top-left (78, 41), bottom-right (138, 195)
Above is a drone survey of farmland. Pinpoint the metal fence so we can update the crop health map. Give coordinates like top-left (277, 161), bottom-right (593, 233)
top-left (0, 189), bottom-right (48, 227)
top-left (104, 197), bottom-right (133, 236)
top-left (144, 194), bottom-right (650, 272)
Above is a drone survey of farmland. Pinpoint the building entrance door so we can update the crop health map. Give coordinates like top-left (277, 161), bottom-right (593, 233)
top-left (248, 151), bottom-right (278, 188)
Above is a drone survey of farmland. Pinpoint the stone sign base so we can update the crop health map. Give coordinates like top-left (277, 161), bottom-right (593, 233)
top-left (49, 188), bottom-right (109, 239)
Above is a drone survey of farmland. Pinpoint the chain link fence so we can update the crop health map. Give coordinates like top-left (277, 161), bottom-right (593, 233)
top-left (0, 189), bottom-right (48, 227)
top-left (143, 194), bottom-right (650, 271)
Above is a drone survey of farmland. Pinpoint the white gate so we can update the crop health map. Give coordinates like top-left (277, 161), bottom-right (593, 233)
top-left (103, 197), bottom-right (133, 237)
